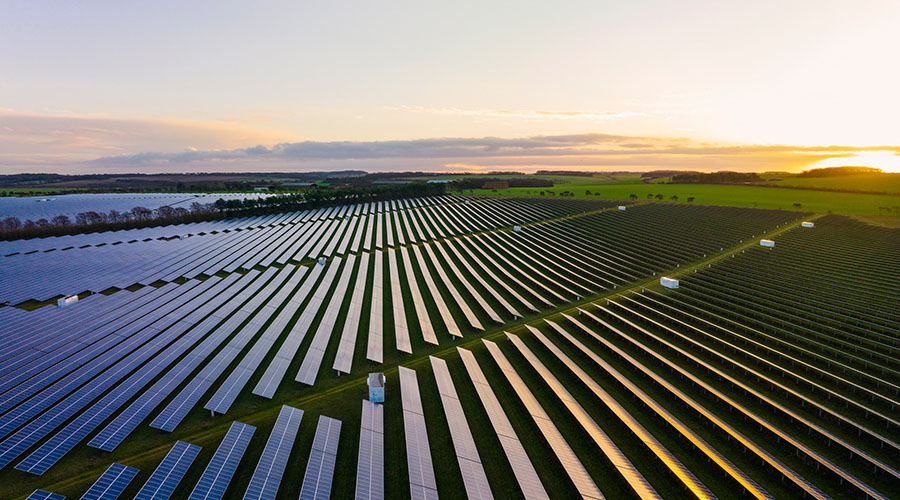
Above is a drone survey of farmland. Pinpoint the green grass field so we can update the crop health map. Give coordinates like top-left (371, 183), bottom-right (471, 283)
top-left (456, 177), bottom-right (900, 215)
top-left (767, 172), bottom-right (900, 195)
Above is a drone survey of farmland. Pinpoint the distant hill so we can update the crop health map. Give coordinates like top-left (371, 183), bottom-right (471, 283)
top-left (797, 166), bottom-right (883, 177)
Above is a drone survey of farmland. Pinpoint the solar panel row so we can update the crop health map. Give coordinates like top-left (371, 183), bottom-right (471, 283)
top-left (189, 421), bottom-right (255, 500)
top-left (26, 490), bottom-right (65, 500)
top-left (299, 415), bottom-right (342, 500)
top-left (80, 463), bottom-right (139, 500)
top-left (243, 405), bottom-right (304, 500)
top-left (398, 367), bottom-right (438, 500)
top-left (135, 441), bottom-right (201, 500)
top-left (355, 400), bottom-right (384, 500)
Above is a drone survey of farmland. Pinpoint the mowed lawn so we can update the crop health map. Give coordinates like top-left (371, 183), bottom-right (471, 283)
top-left (460, 182), bottom-right (900, 215)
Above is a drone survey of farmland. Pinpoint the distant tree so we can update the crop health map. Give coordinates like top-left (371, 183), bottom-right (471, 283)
top-left (36, 218), bottom-right (51, 228)
top-left (686, 197), bottom-right (695, 203)
top-left (173, 207), bottom-right (189, 217)
top-left (629, 194), bottom-right (637, 201)
top-left (893, 206), bottom-right (900, 216)
top-left (22, 219), bottom-right (36, 230)
top-left (157, 205), bottom-right (176, 218)
top-left (539, 191), bottom-right (545, 196)
top-left (670, 195), bottom-right (679, 202)
top-left (646, 193), bottom-right (653, 200)
top-left (585, 190), bottom-right (591, 196)
top-left (0, 217), bottom-right (22, 232)
top-left (131, 206), bottom-right (153, 220)
top-left (75, 211), bottom-right (104, 225)
top-left (792, 202), bottom-right (802, 210)
top-left (752, 201), bottom-right (758, 208)
top-left (654, 194), bottom-right (664, 201)
top-left (51, 215), bottom-right (71, 226)
top-left (190, 201), bottom-right (205, 213)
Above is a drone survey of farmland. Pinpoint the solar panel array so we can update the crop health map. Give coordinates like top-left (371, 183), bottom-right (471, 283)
top-left (2, 196), bottom-right (836, 499)
top-left (298, 415), bottom-right (342, 500)
top-left (134, 441), bottom-right (202, 500)
top-left (355, 400), bottom-right (384, 500)
top-left (80, 463), bottom-right (139, 500)
top-left (189, 421), bottom-right (255, 500)
top-left (243, 405), bottom-right (304, 500)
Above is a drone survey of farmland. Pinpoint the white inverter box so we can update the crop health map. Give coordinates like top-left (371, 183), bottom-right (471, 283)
top-left (618, 205), bottom-right (627, 211)
top-left (660, 277), bottom-right (679, 289)
top-left (802, 222), bottom-right (814, 228)
top-left (57, 295), bottom-right (79, 307)
top-left (760, 239), bottom-right (775, 247)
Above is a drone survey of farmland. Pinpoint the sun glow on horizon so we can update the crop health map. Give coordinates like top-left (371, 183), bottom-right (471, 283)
top-left (810, 151), bottom-right (900, 174)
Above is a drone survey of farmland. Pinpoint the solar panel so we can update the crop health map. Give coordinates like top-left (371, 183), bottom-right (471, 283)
top-left (134, 441), bottom-right (202, 500)
top-left (366, 250), bottom-right (384, 364)
top-left (26, 490), bottom-right (65, 500)
top-left (398, 367), bottom-right (438, 500)
top-left (386, 249), bottom-right (411, 354)
top-left (333, 252), bottom-right (371, 374)
top-left (299, 415), bottom-right (342, 500)
top-left (429, 356), bottom-right (492, 499)
top-left (355, 400), bottom-right (384, 500)
top-left (243, 405), bottom-right (304, 500)
top-left (391, 211), bottom-right (404, 245)
top-left (80, 463), bottom-right (139, 500)
top-left (189, 421), bottom-right (256, 500)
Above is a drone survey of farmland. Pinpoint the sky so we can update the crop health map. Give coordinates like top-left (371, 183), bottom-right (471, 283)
top-left (2, 0), bottom-right (900, 174)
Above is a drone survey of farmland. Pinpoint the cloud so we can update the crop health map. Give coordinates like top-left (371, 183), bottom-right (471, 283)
top-left (385, 105), bottom-right (659, 121)
top-left (2, 109), bottom-right (897, 174)
top-left (0, 109), bottom-right (291, 169)
top-left (81, 133), bottom-right (900, 173)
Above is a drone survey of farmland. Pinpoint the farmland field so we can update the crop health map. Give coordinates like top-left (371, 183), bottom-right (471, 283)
top-left (767, 172), bottom-right (900, 195)
top-left (0, 195), bottom-right (897, 500)
top-left (460, 179), bottom-right (900, 215)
